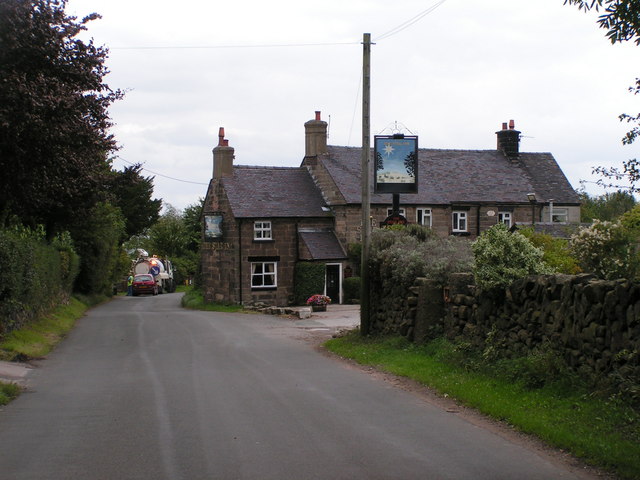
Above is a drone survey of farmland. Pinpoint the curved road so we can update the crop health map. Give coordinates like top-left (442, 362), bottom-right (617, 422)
top-left (0, 294), bottom-right (598, 479)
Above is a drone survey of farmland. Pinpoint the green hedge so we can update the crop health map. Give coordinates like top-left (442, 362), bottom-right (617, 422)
top-left (0, 228), bottom-right (79, 335)
top-left (293, 262), bottom-right (326, 305)
top-left (343, 276), bottom-right (361, 303)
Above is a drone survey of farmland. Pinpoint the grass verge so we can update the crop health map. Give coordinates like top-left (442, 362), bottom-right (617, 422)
top-left (325, 331), bottom-right (640, 480)
top-left (180, 287), bottom-right (243, 313)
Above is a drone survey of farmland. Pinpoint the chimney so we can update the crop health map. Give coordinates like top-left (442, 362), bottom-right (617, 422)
top-left (304, 111), bottom-right (328, 158)
top-left (496, 119), bottom-right (521, 160)
top-left (212, 127), bottom-right (234, 178)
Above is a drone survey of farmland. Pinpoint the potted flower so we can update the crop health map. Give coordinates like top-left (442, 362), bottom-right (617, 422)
top-left (306, 294), bottom-right (331, 312)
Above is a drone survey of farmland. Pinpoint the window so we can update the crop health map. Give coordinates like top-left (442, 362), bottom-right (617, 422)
top-left (416, 208), bottom-right (432, 227)
top-left (254, 220), bottom-right (272, 240)
top-left (386, 208), bottom-right (406, 217)
top-left (452, 211), bottom-right (467, 232)
top-left (251, 262), bottom-right (277, 288)
top-left (552, 208), bottom-right (568, 223)
top-left (498, 211), bottom-right (512, 228)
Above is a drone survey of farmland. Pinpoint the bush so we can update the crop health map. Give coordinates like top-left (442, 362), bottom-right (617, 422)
top-left (293, 262), bottom-right (326, 305)
top-left (519, 228), bottom-right (580, 274)
top-left (0, 226), bottom-right (79, 335)
top-left (472, 224), bottom-right (554, 290)
top-left (343, 276), bottom-right (361, 303)
top-left (569, 220), bottom-right (639, 280)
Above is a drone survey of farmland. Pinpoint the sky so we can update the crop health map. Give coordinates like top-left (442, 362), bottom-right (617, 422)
top-left (65, 0), bottom-right (640, 212)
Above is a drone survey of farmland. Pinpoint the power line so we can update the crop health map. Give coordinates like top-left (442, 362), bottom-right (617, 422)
top-left (111, 41), bottom-right (358, 51)
top-left (374, 0), bottom-right (449, 41)
top-left (113, 156), bottom-right (208, 185)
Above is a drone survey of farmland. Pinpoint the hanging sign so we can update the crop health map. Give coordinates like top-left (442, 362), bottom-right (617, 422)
top-left (374, 134), bottom-right (418, 194)
top-left (204, 213), bottom-right (223, 241)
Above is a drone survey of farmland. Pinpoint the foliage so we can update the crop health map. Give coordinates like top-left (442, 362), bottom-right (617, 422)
top-left (619, 203), bottom-right (640, 235)
top-left (563, 0), bottom-right (640, 45)
top-left (69, 202), bottom-right (126, 295)
top-left (146, 205), bottom-right (189, 258)
top-left (180, 287), bottom-right (242, 312)
top-left (293, 262), bottom-right (325, 305)
top-left (578, 189), bottom-right (637, 222)
top-left (0, 0), bottom-right (123, 235)
top-left (472, 224), bottom-right (554, 290)
top-left (107, 163), bottom-right (162, 240)
top-left (325, 332), bottom-right (640, 479)
top-left (182, 198), bottom-right (204, 253)
top-left (519, 228), bottom-right (581, 274)
top-left (370, 225), bottom-right (473, 291)
top-left (0, 226), bottom-right (80, 335)
top-left (306, 294), bottom-right (331, 306)
top-left (0, 382), bottom-right (21, 406)
top-left (343, 276), bottom-right (361, 303)
top-left (570, 219), bottom-right (639, 279)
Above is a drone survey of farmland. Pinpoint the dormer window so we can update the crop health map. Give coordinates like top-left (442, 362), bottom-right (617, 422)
top-left (254, 220), bottom-right (272, 241)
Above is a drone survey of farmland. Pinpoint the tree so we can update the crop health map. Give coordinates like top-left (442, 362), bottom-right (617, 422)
top-left (108, 163), bottom-right (162, 240)
top-left (564, 1), bottom-right (640, 191)
top-left (578, 189), bottom-right (637, 221)
top-left (147, 205), bottom-right (189, 258)
top-left (472, 224), bottom-right (555, 290)
top-left (0, 0), bottom-right (123, 235)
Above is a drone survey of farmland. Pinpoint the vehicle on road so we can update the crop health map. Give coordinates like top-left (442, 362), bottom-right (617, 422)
top-left (131, 249), bottom-right (176, 294)
top-left (132, 274), bottom-right (158, 296)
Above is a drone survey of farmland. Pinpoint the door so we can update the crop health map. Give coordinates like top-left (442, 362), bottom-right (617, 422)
top-left (325, 264), bottom-right (340, 304)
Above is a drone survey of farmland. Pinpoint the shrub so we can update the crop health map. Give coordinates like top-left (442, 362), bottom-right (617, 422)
top-left (569, 220), bottom-right (639, 280)
top-left (472, 224), bottom-right (554, 290)
top-left (343, 276), bottom-right (361, 303)
top-left (519, 228), bottom-right (581, 274)
top-left (293, 262), bottom-right (325, 305)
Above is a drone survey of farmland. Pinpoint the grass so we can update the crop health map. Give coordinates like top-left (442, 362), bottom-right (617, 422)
top-left (325, 332), bottom-right (640, 480)
top-left (0, 295), bottom-right (96, 405)
top-left (180, 286), bottom-right (244, 313)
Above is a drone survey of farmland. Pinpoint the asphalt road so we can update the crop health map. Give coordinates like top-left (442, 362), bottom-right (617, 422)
top-left (0, 294), bottom-right (598, 480)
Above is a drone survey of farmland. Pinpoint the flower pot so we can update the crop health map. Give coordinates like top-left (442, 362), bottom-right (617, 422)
top-left (311, 305), bottom-right (327, 312)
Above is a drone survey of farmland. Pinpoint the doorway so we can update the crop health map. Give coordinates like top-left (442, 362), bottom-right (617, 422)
top-left (325, 264), bottom-right (341, 304)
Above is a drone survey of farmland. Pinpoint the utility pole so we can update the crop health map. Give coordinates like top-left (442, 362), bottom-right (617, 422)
top-left (360, 33), bottom-right (372, 336)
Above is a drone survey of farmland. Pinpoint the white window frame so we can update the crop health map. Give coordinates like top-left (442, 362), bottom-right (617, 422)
top-left (452, 211), bottom-right (467, 232)
top-left (552, 208), bottom-right (568, 223)
top-left (251, 261), bottom-right (277, 288)
top-left (498, 211), bottom-right (512, 228)
top-left (253, 220), bottom-right (272, 241)
top-left (386, 207), bottom-right (406, 217)
top-left (416, 208), bottom-right (432, 227)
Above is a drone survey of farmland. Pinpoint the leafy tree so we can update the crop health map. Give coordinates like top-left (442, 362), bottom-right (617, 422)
top-left (519, 228), bottom-right (581, 274)
top-left (0, 0), bottom-right (122, 235)
top-left (472, 224), bottom-right (554, 290)
top-left (564, 1), bottom-right (640, 191)
top-left (147, 205), bottom-right (189, 258)
top-left (578, 189), bottom-right (637, 221)
top-left (182, 198), bottom-right (204, 252)
top-left (570, 219), bottom-right (639, 279)
top-left (108, 163), bottom-right (162, 240)
top-left (69, 202), bottom-right (126, 295)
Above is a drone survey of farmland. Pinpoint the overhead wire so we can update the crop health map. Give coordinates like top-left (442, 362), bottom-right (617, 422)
top-left (113, 155), bottom-right (208, 185)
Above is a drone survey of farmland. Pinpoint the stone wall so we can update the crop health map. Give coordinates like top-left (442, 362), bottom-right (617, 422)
top-left (370, 273), bottom-right (640, 384)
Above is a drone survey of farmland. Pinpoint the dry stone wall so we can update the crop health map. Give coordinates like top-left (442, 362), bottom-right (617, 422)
top-left (370, 272), bottom-right (640, 384)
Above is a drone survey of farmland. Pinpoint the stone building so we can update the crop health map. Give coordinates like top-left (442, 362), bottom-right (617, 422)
top-left (201, 113), bottom-right (580, 306)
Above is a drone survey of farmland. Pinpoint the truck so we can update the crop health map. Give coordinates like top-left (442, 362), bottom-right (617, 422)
top-left (131, 249), bottom-right (176, 294)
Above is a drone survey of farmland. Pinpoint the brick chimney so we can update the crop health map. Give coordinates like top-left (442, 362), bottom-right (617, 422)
top-left (304, 111), bottom-right (328, 158)
top-left (496, 120), bottom-right (521, 160)
top-left (212, 127), bottom-right (234, 178)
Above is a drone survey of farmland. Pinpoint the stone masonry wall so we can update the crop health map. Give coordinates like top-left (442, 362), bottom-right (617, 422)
top-left (370, 273), bottom-right (640, 383)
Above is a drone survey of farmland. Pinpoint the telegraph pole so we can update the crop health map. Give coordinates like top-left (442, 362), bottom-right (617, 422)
top-left (360, 33), bottom-right (372, 336)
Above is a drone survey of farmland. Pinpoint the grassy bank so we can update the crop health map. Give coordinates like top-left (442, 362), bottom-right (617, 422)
top-left (325, 332), bottom-right (640, 480)
top-left (0, 295), bottom-right (103, 405)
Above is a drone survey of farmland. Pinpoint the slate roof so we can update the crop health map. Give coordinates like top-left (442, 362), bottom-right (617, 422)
top-left (222, 166), bottom-right (332, 218)
top-left (299, 231), bottom-right (347, 260)
top-left (320, 146), bottom-right (580, 205)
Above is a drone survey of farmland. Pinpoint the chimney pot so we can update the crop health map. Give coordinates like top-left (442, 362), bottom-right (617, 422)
top-left (509, 119), bottom-right (515, 130)
top-left (218, 127), bottom-right (225, 146)
top-left (502, 122), bottom-right (508, 130)
top-left (315, 111), bottom-right (321, 121)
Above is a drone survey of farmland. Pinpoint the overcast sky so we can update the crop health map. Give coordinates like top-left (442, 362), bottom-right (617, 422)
top-left (66, 0), bottom-right (640, 212)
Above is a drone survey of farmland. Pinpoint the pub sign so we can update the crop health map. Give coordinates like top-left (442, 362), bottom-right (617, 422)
top-left (374, 134), bottom-right (418, 194)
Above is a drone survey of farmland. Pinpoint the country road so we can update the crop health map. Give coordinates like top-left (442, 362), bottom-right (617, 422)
top-left (0, 293), bottom-right (600, 480)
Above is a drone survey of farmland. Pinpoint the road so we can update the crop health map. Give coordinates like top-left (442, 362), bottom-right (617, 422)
top-left (0, 294), bottom-right (599, 480)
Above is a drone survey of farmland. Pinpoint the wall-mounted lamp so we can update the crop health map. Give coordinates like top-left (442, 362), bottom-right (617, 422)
top-left (527, 193), bottom-right (537, 203)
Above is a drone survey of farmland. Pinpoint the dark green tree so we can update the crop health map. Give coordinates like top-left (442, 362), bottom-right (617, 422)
top-left (0, 0), bottom-right (122, 235)
top-left (147, 205), bottom-right (189, 258)
top-left (108, 163), bottom-right (162, 240)
top-left (182, 198), bottom-right (204, 253)
top-left (578, 189), bottom-right (637, 221)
